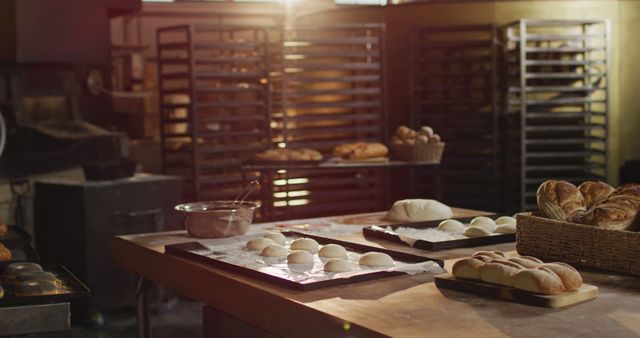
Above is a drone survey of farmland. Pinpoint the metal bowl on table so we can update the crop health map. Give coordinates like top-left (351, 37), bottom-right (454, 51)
top-left (175, 201), bottom-right (260, 239)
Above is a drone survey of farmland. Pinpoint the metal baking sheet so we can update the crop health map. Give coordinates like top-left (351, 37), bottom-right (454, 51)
top-left (362, 216), bottom-right (515, 251)
top-left (0, 265), bottom-right (90, 307)
top-left (165, 232), bottom-right (444, 291)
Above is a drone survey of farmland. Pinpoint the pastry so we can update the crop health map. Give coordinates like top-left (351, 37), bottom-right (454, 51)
top-left (318, 244), bottom-right (347, 258)
top-left (287, 250), bottom-right (314, 264)
top-left (587, 183), bottom-right (640, 230)
top-left (512, 267), bottom-right (565, 295)
top-left (359, 252), bottom-right (394, 267)
top-left (16, 279), bottom-right (58, 296)
top-left (438, 219), bottom-right (466, 232)
top-left (290, 238), bottom-right (319, 253)
top-left (324, 259), bottom-right (354, 273)
top-left (264, 232), bottom-right (287, 245)
top-left (261, 244), bottom-right (288, 257)
top-left (5, 262), bottom-right (43, 280)
top-left (332, 142), bottom-right (388, 160)
top-left (536, 180), bottom-right (586, 221)
top-left (385, 199), bottom-right (453, 222)
top-left (464, 226), bottom-right (491, 237)
top-left (479, 260), bottom-right (525, 287)
top-left (0, 243), bottom-right (11, 261)
top-left (246, 238), bottom-right (275, 251)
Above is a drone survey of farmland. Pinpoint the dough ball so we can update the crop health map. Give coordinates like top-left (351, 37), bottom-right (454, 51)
top-left (318, 244), bottom-right (348, 258)
top-left (438, 219), bottom-right (466, 232)
top-left (324, 259), bottom-right (354, 273)
top-left (287, 250), bottom-right (314, 264)
top-left (385, 199), bottom-right (453, 223)
top-left (464, 226), bottom-right (492, 238)
top-left (246, 238), bottom-right (275, 251)
top-left (263, 232), bottom-right (286, 245)
top-left (495, 216), bottom-right (516, 227)
top-left (470, 216), bottom-right (497, 233)
top-left (419, 126), bottom-right (434, 138)
top-left (359, 252), bottom-right (394, 267)
top-left (261, 244), bottom-right (288, 257)
top-left (290, 238), bottom-right (319, 253)
top-left (495, 224), bottom-right (517, 234)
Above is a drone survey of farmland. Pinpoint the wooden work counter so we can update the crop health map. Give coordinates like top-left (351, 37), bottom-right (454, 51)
top-left (113, 211), bottom-right (640, 338)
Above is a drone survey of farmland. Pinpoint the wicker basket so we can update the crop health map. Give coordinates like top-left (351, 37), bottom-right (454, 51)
top-left (516, 212), bottom-right (640, 276)
top-left (391, 142), bottom-right (445, 163)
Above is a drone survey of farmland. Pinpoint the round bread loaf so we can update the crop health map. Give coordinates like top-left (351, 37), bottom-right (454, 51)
top-left (385, 199), bottom-right (453, 222)
top-left (17, 279), bottom-right (57, 296)
top-left (438, 219), bottom-right (466, 232)
top-left (359, 252), bottom-right (394, 267)
top-left (246, 238), bottom-right (275, 251)
top-left (318, 244), bottom-right (347, 258)
top-left (290, 238), bottom-right (319, 253)
top-left (260, 244), bottom-right (288, 257)
top-left (287, 250), bottom-right (314, 264)
top-left (536, 180), bottom-right (586, 222)
top-left (324, 259), bottom-right (354, 273)
top-left (5, 262), bottom-right (43, 279)
top-left (263, 232), bottom-right (286, 245)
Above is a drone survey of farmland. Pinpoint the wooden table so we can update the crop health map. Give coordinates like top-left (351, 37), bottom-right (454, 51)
top-left (113, 211), bottom-right (640, 338)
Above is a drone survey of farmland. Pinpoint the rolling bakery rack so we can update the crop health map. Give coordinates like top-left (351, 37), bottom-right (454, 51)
top-left (409, 25), bottom-right (503, 212)
top-left (249, 23), bottom-right (389, 221)
top-left (157, 24), bottom-right (272, 202)
top-left (504, 19), bottom-right (610, 211)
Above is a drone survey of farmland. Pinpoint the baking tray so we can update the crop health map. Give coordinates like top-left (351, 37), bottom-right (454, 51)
top-left (0, 265), bottom-right (90, 307)
top-left (362, 216), bottom-right (515, 251)
top-left (165, 231), bottom-right (444, 291)
top-left (0, 226), bottom-right (33, 246)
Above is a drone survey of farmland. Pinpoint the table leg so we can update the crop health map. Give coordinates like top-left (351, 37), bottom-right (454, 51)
top-left (136, 277), bottom-right (153, 338)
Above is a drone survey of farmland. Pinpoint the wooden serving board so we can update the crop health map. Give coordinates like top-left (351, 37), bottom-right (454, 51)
top-left (434, 273), bottom-right (598, 308)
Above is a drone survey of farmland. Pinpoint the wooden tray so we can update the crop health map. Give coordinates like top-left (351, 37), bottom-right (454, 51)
top-left (362, 216), bottom-right (515, 251)
top-left (165, 232), bottom-right (443, 291)
top-left (0, 265), bottom-right (90, 307)
top-left (434, 273), bottom-right (598, 308)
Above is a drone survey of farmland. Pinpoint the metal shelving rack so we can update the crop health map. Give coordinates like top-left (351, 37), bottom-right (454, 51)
top-left (409, 25), bottom-right (503, 212)
top-left (257, 23), bottom-right (388, 220)
top-left (157, 24), bottom-right (272, 201)
top-left (504, 19), bottom-right (610, 211)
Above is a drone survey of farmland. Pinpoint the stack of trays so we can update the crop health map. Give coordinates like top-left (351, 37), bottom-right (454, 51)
top-left (409, 25), bottom-right (503, 211)
top-left (504, 19), bottom-right (610, 211)
top-left (156, 25), bottom-right (272, 201)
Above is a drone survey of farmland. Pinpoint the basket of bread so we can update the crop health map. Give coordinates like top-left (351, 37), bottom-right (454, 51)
top-left (516, 180), bottom-right (640, 276)
top-left (390, 126), bottom-right (445, 163)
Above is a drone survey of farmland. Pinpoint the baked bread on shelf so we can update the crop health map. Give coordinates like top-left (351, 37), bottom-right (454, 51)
top-left (253, 148), bottom-right (322, 162)
top-left (332, 142), bottom-right (388, 160)
top-left (452, 251), bottom-right (583, 295)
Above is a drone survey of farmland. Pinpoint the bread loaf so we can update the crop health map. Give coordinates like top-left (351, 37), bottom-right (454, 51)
top-left (479, 260), bottom-right (524, 287)
top-left (579, 181), bottom-right (615, 209)
top-left (512, 267), bottom-right (566, 295)
top-left (588, 183), bottom-right (640, 230)
top-left (332, 142), bottom-right (388, 160)
top-left (451, 252), bottom-right (583, 295)
top-left (536, 180), bottom-right (586, 221)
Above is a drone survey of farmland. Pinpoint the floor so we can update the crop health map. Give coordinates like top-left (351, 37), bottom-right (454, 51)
top-left (28, 299), bottom-right (203, 338)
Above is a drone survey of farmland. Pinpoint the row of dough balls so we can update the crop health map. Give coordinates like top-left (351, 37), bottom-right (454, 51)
top-left (437, 216), bottom-right (517, 237)
top-left (246, 233), bottom-right (395, 272)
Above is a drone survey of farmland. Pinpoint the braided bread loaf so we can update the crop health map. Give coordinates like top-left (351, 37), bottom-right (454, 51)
top-left (452, 251), bottom-right (582, 295)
